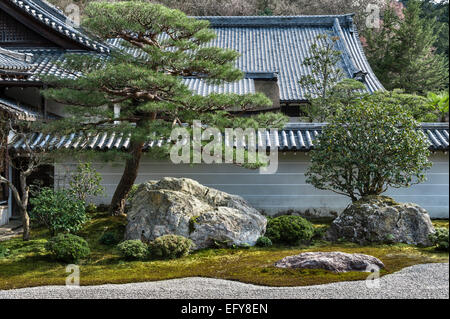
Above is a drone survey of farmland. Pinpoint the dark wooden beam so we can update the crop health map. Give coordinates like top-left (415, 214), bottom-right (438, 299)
top-left (0, 81), bottom-right (43, 88)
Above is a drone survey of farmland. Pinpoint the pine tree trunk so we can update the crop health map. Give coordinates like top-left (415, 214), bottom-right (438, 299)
top-left (108, 140), bottom-right (145, 216)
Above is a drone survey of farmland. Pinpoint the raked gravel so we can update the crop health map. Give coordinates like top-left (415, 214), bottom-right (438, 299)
top-left (0, 263), bottom-right (448, 299)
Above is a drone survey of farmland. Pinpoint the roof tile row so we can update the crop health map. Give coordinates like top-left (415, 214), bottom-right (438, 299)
top-left (9, 124), bottom-right (449, 153)
top-left (0, 96), bottom-right (41, 120)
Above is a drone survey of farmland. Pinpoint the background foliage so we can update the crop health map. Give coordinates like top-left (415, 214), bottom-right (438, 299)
top-left (49, 0), bottom-right (386, 31)
top-left (363, 0), bottom-right (449, 93)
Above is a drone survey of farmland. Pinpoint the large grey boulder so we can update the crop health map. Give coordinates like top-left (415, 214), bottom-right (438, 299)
top-left (326, 196), bottom-right (435, 246)
top-left (125, 177), bottom-right (266, 249)
top-left (275, 251), bottom-right (385, 273)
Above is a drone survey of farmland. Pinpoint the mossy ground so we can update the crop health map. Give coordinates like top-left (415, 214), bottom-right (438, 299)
top-left (0, 212), bottom-right (448, 290)
top-left (433, 219), bottom-right (449, 229)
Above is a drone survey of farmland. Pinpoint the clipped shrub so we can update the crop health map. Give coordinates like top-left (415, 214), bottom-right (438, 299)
top-left (305, 100), bottom-right (432, 201)
top-left (30, 187), bottom-right (89, 235)
top-left (99, 232), bottom-right (120, 246)
top-left (148, 234), bottom-right (194, 260)
top-left (256, 236), bottom-right (273, 247)
top-left (0, 245), bottom-right (10, 259)
top-left (45, 233), bottom-right (90, 263)
top-left (265, 215), bottom-right (314, 245)
top-left (117, 240), bottom-right (148, 260)
top-left (312, 225), bottom-right (329, 241)
top-left (429, 228), bottom-right (449, 251)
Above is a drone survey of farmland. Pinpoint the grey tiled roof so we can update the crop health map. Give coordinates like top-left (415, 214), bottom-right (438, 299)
top-left (0, 49), bottom-right (256, 95)
top-left (1, 9), bottom-right (383, 101)
top-left (278, 123), bottom-right (449, 151)
top-left (0, 49), bottom-right (97, 82)
top-left (5, 0), bottom-right (109, 53)
top-left (195, 15), bottom-right (384, 101)
top-left (183, 77), bottom-right (255, 96)
top-left (0, 47), bottom-right (35, 80)
top-left (0, 96), bottom-right (41, 120)
top-left (108, 15), bottom-right (383, 101)
top-left (8, 123), bottom-right (449, 153)
top-left (0, 57), bottom-right (31, 73)
top-left (2, 48), bottom-right (256, 95)
top-left (0, 48), bottom-right (33, 71)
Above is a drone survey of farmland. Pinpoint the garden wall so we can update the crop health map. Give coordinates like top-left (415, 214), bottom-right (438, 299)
top-left (54, 152), bottom-right (449, 218)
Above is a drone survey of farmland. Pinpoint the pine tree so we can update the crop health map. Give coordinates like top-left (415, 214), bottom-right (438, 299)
top-left (41, 1), bottom-right (286, 216)
top-left (364, 0), bottom-right (449, 93)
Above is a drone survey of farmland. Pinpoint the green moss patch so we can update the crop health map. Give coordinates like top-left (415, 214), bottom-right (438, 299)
top-left (353, 195), bottom-right (400, 208)
top-left (432, 219), bottom-right (449, 229)
top-left (189, 216), bottom-right (200, 234)
top-left (0, 213), bottom-right (447, 290)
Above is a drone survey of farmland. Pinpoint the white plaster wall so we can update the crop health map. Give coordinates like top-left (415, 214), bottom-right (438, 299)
top-left (55, 152), bottom-right (449, 218)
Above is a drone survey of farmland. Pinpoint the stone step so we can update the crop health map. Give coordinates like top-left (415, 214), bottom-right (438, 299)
top-left (0, 220), bottom-right (23, 241)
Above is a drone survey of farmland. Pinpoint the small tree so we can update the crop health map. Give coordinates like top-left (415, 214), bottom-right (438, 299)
top-left (68, 162), bottom-right (104, 203)
top-left (305, 100), bottom-right (432, 202)
top-left (30, 188), bottom-right (88, 236)
top-left (0, 119), bottom-right (51, 240)
top-left (298, 33), bottom-right (346, 121)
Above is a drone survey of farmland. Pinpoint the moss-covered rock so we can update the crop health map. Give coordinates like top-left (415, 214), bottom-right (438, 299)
top-left (353, 195), bottom-right (400, 207)
top-left (125, 177), bottom-right (267, 249)
top-left (275, 251), bottom-right (385, 273)
top-left (326, 196), bottom-right (435, 246)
